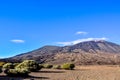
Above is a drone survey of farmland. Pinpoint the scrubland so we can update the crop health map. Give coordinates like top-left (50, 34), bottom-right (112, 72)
top-left (0, 65), bottom-right (120, 80)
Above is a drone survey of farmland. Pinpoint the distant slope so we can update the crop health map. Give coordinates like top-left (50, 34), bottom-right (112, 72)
top-left (9, 46), bottom-right (62, 63)
top-left (62, 40), bottom-right (120, 53)
top-left (1, 40), bottom-right (120, 65)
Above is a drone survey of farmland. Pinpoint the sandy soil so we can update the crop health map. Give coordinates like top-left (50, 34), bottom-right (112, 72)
top-left (0, 65), bottom-right (120, 80)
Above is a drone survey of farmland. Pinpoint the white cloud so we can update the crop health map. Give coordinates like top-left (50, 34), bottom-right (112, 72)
top-left (57, 37), bottom-right (108, 46)
top-left (10, 39), bottom-right (25, 43)
top-left (76, 31), bottom-right (88, 35)
top-left (56, 42), bottom-right (72, 46)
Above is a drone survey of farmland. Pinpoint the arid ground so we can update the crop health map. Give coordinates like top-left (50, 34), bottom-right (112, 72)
top-left (0, 65), bottom-right (120, 80)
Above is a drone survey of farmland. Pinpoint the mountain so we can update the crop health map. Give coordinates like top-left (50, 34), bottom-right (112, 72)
top-left (1, 40), bottom-right (120, 65)
top-left (62, 40), bottom-right (120, 53)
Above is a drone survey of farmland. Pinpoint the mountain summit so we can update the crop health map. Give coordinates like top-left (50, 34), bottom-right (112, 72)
top-left (1, 40), bottom-right (120, 65)
top-left (66, 40), bottom-right (120, 53)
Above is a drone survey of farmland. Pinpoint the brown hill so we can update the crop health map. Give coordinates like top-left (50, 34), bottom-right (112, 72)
top-left (1, 40), bottom-right (120, 65)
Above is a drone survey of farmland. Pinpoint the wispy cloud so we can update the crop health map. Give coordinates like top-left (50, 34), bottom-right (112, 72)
top-left (10, 39), bottom-right (25, 43)
top-left (56, 37), bottom-right (108, 46)
top-left (76, 31), bottom-right (88, 35)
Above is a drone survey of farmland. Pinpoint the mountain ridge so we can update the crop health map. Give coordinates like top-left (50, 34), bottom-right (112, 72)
top-left (1, 40), bottom-right (120, 65)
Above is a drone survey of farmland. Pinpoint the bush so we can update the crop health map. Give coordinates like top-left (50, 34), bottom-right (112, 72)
top-left (43, 64), bottom-right (53, 69)
top-left (53, 65), bottom-right (61, 69)
top-left (15, 60), bottom-right (41, 72)
top-left (4, 69), bottom-right (18, 76)
top-left (4, 68), bottom-right (30, 76)
top-left (61, 63), bottom-right (75, 70)
top-left (39, 64), bottom-right (44, 69)
top-left (13, 63), bottom-right (19, 67)
top-left (0, 62), bottom-right (6, 67)
top-left (16, 68), bottom-right (30, 76)
top-left (0, 68), bottom-right (2, 73)
top-left (3, 63), bottom-right (14, 69)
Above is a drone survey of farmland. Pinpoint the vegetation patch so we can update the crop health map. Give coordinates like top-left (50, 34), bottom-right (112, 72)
top-left (61, 63), bottom-right (75, 70)
top-left (15, 60), bottom-right (41, 72)
top-left (3, 63), bottom-right (14, 69)
top-left (43, 64), bottom-right (53, 69)
top-left (4, 68), bottom-right (30, 76)
top-left (0, 62), bottom-right (6, 67)
top-left (0, 68), bottom-right (2, 73)
top-left (13, 63), bottom-right (20, 68)
top-left (53, 65), bottom-right (61, 69)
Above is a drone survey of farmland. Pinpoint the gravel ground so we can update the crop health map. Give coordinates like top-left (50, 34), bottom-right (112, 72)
top-left (0, 65), bottom-right (120, 80)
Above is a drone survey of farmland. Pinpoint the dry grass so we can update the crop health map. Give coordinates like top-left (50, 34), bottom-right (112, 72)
top-left (0, 65), bottom-right (120, 80)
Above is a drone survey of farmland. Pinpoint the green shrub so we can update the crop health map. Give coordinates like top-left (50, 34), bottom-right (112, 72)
top-left (39, 64), bottom-right (44, 69)
top-left (16, 68), bottom-right (30, 76)
top-left (3, 63), bottom-right (14, 69)
top-left (4, 68), bottom-right (30, 76)
top-left (61, 63), bottom-right (75, 70)
top-left (0, 68), bottom-right (2, 73)
top-left (43, 64), bottom-right (53, 69)
top-left (15, 60), bottom-right (41, 72)
top-left (0, 62), bottom-right (6, 67)
top-left (4, 69), bottom-right (18, 76)
top-left (53, 65), bottom-right (61, 69)
top-left (13, 63), bottom-right (19, 67)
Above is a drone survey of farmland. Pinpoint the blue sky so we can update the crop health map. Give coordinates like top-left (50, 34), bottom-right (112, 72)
top-left (0, 0), bottom-right (120, 58)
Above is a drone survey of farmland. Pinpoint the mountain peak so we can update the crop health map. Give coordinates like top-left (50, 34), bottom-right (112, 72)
top-left (77, 40), bottom-right (106, 44)
top-left (68, 40), bottom-right (120, 53)
top-left (2, 40), bottom-right (120, 64)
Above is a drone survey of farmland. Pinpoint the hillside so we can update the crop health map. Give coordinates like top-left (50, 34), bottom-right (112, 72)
top-left (1, 40), bottom-right (120, 65)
